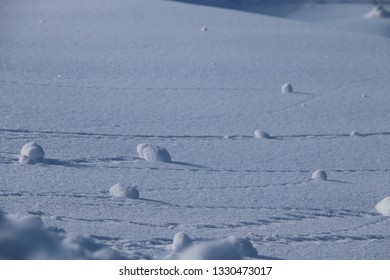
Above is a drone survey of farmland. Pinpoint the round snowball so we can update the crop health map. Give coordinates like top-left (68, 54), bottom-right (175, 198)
top-left (19, 142), bottom-right (45, 164)
top-left (171, 232), bottom-right (192, 252)
top-left (136, 143), bottom-right (149, 158)
top-left (311, 170), bottom-right (327, 181)
top-left (142, 145), bottom-right (171, 163)
top-left (224, 236), bottom-right (258, 258)
top-left (109, 184), bottom-right (139, 199)
top-left (254, 129), bottom-right (270, 139)
top-left (350, 131), bottom-right (360, 137)
top-left (375, 196), bottom-right (390, 217)
top-left (365, 6), bottom-right (390, 19)
top-left (281, 83), bottom-right (293, 93)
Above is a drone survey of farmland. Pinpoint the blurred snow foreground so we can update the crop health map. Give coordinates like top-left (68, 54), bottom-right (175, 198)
top-left (0, 212), bottom-right (126, 260)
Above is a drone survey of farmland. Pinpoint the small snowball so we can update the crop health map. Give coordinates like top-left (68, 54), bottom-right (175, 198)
top-left (350, 130), bottom-right (360, 137)
top-left (311, 170), bottom-right (327, 181)
top-left (254, 129), bottom-right (271, 139)
top-left (110, 183), bottom-right (139, 199)
top-left (224, 135), bottom-right (232, 139)
top-left (171, 232), bottom-right (192, 252)
top-left (201, 26), bottom-right (207, 32)
top-left (365, 6), bottom-right (390, 19)
top-left (224, 236), bottom-right (258, 258)
top-left (19, 142), bottom-right (45, 164)
top-left (375, 196), bottom-right (390, 217)
top-left (281, 83), bottom-right (293, 93)
top-left (137, 144), bottom-right (171, 163)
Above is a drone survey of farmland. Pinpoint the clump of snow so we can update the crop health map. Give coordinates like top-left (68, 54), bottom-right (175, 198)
top-left (19, 142), bottom-right (45, 164)
top-left (201, 26), bottom-right (207, 32)
top-left (281, 83), bottom-right (293, 93)
top-left (254, 129), bottom-right (271, 139)
top-left (136, 143), bottom-right (171, 163)
top-left (365, 6), bottom-right (390, 19)
top-left (375, 196), bottom-right (390, 217)
top-left (312, 170), bottom-right (327, 181)
top-left (0, 212), bottom-right (125, 259)
top-left (350, 130), bottom-right (360, 137)
top-left (110, 183), bottom-right (139, 199)
top-left (179, 235), bottom-right (257, 260)
top-left (171, 232), bottom-right (192, 253)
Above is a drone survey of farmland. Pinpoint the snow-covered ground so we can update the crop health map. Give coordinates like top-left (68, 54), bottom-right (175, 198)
top-left (1, 0), bottom-right (390, 259)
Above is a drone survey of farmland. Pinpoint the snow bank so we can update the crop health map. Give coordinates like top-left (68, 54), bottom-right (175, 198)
top-left (375, 196), bottom-right (390, 217)
top-left (254, 129), bottom-right (271, 139)
top-left (179, 235), bottom-right (257, 260)
top-left (281, 83), bottom-right (293, 93)
top-left (0, 212), bottom-right (125, 259)
top-left (311, 170), bottom-right (327, 181)
top-left (19, 142), bottom-right (45, 164)
top-left (171, 232), bottom-right (192, 252)
top-left (136, 143), bottom-right (171, 163)
top-left (365, 6), bottom-right (390, 19)
top-left (110, 183), bottom-right (139, 199)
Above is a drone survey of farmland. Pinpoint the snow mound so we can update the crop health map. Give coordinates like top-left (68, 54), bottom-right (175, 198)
top-left (179, 235), bottom-right (257, 260)
top-left (375, 196), bottom-right (390, 217)
top-left (136, 143), bottom-right (171, 163)
top-left (110, 183), bottom-right (139, 199)
top-left (312, 170), bottom-right (327, 181)
top-left (365, 6), bottom-right (390, 19)
top-left (0, 212), bottom-right (125, 259)
top-left (350, 130), bottom-right (361, 137)
top-left (19, 142), bottom-right (45, 164)
top-left (281, 83), bottom-right (293, 93)
top-left (254, 129), bottom-right (271, 139)
top-left (171, 232), bottom-right (192, 252)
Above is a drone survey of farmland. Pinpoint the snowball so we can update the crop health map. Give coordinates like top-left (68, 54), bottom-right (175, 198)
top-left (201, 26), bottom-right (207, 32)
top-left (311, 170), bottom-right (327, 181)
top-left (254, 129), bottom-right (271, 139)
top-left (223, 236), bottom-right (258, 258)
top-left (281, 83), bottom-right (293, 93)
top-left (110, 183), bottom-right (139, 199)
top-left (171, 232), bottom-right (192, 252)
top-left (136, 143), bottom-right (171, 163)
top-left (350, 130), bottom-right (360, 137)
top-left (365, 6), bottom-right (390, 19)
top-left (19, 142), bottom-right (45, 164)
top-left (375, 196), bottom-right (390, 217)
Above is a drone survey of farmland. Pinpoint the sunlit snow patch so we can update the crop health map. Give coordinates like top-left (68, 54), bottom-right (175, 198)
top-left (136, 143), bottom-right (171, 163)
top-left (375, 196), bottom-right (390, 217)
top-left (110, 183), bottom-right (139, 199)
top-left (19, 142), bottom-right (45, 164)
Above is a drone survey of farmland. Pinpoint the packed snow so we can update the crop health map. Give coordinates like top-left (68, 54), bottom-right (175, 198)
top-left (1, 0), bottom-right (390, 260)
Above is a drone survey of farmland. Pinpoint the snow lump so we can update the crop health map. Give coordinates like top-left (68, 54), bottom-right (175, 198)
top-left (281, 83), bottom-right (293, 93)
top-left (110, 183), bottom-right (139, 199)
top-left (171, 232), bottom-right (192, 252)
top-left (311, 170), bottom-right (327, 181)
top-left (254, 129), bottom-right (271, 139)
top-left (19, 142), bottom-right (45, 164)
top-left (136, 143), bottom-right (171, 163)
top-left (375, 196), bottom-right (390, 217)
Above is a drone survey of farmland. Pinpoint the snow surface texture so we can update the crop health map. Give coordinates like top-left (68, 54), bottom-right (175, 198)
top-left (110, 184), bottom-right (139, 199)
top-left (0, 212), bottom-right (125, 260)
top-left (19, 142), bottom-right (45, 164)
top-left (137, 144), bottom-right (171, 163)
top-left (1, 0), bottom-right (390, 260)
top-left (375, 196), bottom-right (390, 217)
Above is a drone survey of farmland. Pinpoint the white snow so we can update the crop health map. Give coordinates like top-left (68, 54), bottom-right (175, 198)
top-left (375, 196), bottom-right (390, 217)
top-left (171, 232), bottom-right (193, 252)
top-left (312, 170), bottom-right (328, 181)
top-left (281, 83), bottom-right (293, 93)
top-left (19, 142), bottom-right (45, 164)
top-left (109, 184), bottom-right (139, 199)
top-left (137, 144), bottom-right (171, 163)
top-left (254, 129), bottom-right (271, 139)
top-left (1, 0), bottom-right (390, 260)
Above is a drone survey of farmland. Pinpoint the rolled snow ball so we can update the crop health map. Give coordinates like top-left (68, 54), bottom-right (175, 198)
top-left (350, 131), bottom-right (360, 137)
top-left (281, 83), bottom-right (293, 93)
top-left (172, 232), bottom-right (192, 252)
top-left (375, 196), bottom-right (390, 217)
top-left (224, 236), bottom-right (258, 258)
top-left (254, 129), bottom-right (270, 139)
top-left (201, 26), bottom-right (207, 32)
top-left (136, 143), bottom-right (149, 158)
top-left (110, 183), bottom-right (139, 199)
top-left (142, 145), bottom-right (171, 163)
top-left (311, 170), bottom-right (327, 181)
top-left (19, 142), bottom-right (45, 164)
top-left (365, 6), bottom-right (390, 19)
